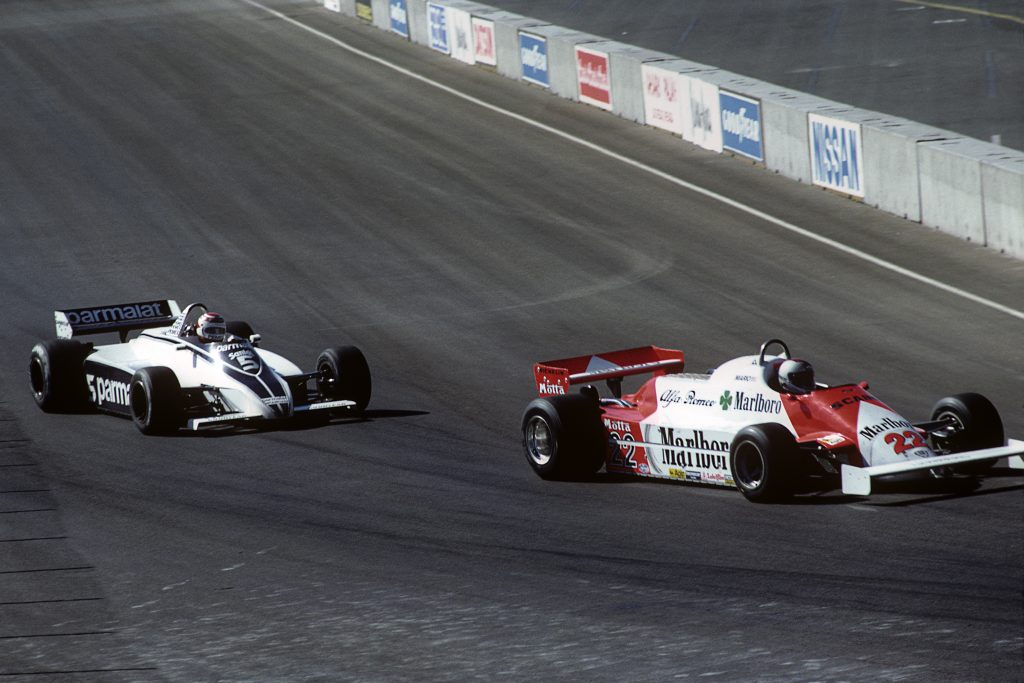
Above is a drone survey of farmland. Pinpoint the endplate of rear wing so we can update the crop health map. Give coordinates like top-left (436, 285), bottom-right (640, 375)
top-left (55, 300), bottom-right (180, 341)
top-left (841, 439), bottom-right (1024, 496)
top-left (534, 346), bottom-right (685, 397)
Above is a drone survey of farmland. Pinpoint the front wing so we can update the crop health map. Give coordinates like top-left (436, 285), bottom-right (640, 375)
top-left (841, 439), bottom-right (1024, 495)
top-left (186, 398), bottom-right (358, 430)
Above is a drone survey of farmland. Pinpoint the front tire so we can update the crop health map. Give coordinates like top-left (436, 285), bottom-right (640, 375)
top-left (521, 394), bottom-right (606, 480)
top-left (930, 393), bottom-right (1004, 475)
top-left (130, 367), bottom-right (183, 435)
top-left (29, 340), bottom-right (88, 412)
top-left (316, 346), bottom-right (371, 413)
top-left (730, 424), bottom-right (796, 503)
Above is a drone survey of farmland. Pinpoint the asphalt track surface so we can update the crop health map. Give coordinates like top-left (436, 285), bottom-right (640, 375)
top-left (1, 1), bottom-right (1022, 681)
top-left (485, 0), bottom-right (1024, 151)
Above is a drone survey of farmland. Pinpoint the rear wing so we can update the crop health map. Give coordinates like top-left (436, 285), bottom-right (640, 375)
top-left (534, 346), bottom-right (685, 397)
top-left (55, 299), bottom-right (181, 341)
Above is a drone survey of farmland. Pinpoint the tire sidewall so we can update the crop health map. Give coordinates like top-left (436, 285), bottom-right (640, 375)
top-left (730, 424), bottom-right (794, 503)
top-left (316, 346), bottom-right (371, 413)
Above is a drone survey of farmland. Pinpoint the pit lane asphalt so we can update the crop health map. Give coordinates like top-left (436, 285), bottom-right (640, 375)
top-left (0, 1), bottom-right (1021, 680)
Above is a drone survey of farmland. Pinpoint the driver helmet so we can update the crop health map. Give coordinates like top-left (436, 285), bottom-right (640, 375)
top-left (778, 359), bottom-right (815, 395)
top-left (195, 312), bottom-right (227, 343)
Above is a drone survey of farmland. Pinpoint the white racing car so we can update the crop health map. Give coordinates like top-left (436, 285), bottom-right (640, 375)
top-left (29, 299), bottom-right (371, 434)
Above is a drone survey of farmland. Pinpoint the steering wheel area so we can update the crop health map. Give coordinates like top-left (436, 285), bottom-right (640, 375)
top-left (175, 302), bottom-right (208, 337)
top-left (758, 339), bottom-right (791, 366)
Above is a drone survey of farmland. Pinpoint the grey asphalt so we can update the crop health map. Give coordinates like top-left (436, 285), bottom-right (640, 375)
top-left (0, 1), bottom-right (1021, 680)
top-left (484, 0), bottom-right (1024, 151)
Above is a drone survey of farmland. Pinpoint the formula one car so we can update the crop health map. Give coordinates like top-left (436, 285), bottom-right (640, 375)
top-left (29, 299), bottom-right (371, 434)
top-left (521, 340), bottom-right (1023, 501)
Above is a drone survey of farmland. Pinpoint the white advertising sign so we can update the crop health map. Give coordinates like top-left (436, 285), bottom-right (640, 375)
top-left (449, 8), bottom-right (474, 65)
top-left (472, 17), bottom-right (496, 66)
top-left (324, 0), bottom-right (340, 11)
top-left (680, 76), bottom-right (722, 153)
top-left (808, 113), bottom-right (864, 197)
top-left (642, 64), bottom-right (683, 136)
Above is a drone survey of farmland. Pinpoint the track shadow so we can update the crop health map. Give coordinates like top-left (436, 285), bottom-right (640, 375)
top-left (177, 408), bottom-right (430, 437)
top-left (578, 468), bottom-right (1023, 506)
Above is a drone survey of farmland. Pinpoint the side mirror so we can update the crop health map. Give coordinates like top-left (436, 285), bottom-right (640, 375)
top-left (249, 334), bottom-right (262, 347)
top-left (858, 380), bottom-right (869, 390)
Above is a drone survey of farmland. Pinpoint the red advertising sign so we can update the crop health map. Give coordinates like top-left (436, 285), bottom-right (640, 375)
top-left (575, 46), bottom-right (612, 110)
top-left (472, 17), bottom-right (496, 66)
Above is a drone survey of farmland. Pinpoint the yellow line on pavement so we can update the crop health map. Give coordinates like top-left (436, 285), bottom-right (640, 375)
top-left (895, 0), bottom-right (1024, 25)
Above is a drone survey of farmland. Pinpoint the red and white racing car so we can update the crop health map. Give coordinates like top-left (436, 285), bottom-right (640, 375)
top-left (521, 340), bottom-right (1023, 501)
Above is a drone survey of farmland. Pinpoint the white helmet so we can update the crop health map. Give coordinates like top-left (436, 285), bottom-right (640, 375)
top-left (196, 312), bottom-right (226, 343)
top-left (778, 359), bottom-right (815, 394)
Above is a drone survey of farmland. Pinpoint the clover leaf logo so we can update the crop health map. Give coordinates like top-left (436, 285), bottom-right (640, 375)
top-left (719, 390), bottom-right (733, 411)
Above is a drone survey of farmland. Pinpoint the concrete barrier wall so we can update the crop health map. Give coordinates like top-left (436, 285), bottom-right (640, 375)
top-left (371, 0), bottom-right (389, 31)
top-left (861, 119), bottom-right (954, 222)
top-left (489, 14), bottom-right (546, 80)
top-left (981, 152), bottom-right (1024, 258)
top-left (918, 138), bottom-right (1001, 244)
top-left (603, 44), bottom-right (675, 124)
top-left (317, 0), bottom-right (1024, 259)
top-left (530, 25), bottom-right (604, 100)
top-left (407, 0), bottom-right (429, 47)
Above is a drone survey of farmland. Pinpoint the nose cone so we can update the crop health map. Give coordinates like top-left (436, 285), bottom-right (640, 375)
top-left (857, 402), bottom-right (934, 466)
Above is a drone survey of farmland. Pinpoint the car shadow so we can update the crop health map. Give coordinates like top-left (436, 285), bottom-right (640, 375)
top-left (579, 468), bottom-right (1023, 506)
top-left (181, 408), bottom-right (430, 437)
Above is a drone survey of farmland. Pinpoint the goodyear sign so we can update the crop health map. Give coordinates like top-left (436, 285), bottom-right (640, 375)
top-left (719, 91), bottom-right (763, 162)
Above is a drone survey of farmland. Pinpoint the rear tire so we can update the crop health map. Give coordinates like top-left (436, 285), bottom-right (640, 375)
top-left (930, 393), bottom-right (1004, 475)
top-left (130, 367), bottom-right (183, 435)
top-left (316, 346), bottom-right (371, 413)
top-left (29, 340), bottom-right (88, 412)
top-left (521, 394), bottom-right (606, 480)
top-left (730, 424), bottom-right (796, 503)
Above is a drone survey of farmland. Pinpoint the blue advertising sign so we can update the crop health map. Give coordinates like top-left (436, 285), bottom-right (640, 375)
top-left (719, 91), bottom-right (763, 162)
top-left (808, 113), bottom-right (864, 197)
top-left (389, 0), bottom-right (409, 38)
top-left (428, 3), bottom-right (449, 54)
top-left (519, 32), bottom-right (549, 88)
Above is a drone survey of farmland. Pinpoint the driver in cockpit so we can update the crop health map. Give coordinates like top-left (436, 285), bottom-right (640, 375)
top-left (194, 312), bottom-right (227, 344)
top-left (778, 359), bottom-right (816, 395)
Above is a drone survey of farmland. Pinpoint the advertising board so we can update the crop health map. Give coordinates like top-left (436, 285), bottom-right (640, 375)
top-left (808, 113), bottom-right (864, 197)
top-left (428, 2), bottom-right (450, 55)
top-left (719, 91), bottom-right (763, 161)
top-left (355, 0), bottom-right (372, 21)
top-left (575, 46), bottom-right (612, 110)
top-left (324, 0), bottom-right (340, 12)
top-left (449, 7), bottom-right (474, 64)
top-left (681, 76), bottom-right (722, 152)
top-left (519, 32), bottom-right (549, 87)
top-left (389, 0), bottom-right (409, 38)
top-left (472, 17), bottom-right (496, 66)
top-left (642, 64), bottom-right (683, 136)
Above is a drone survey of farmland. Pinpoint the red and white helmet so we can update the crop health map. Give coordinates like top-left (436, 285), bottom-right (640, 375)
top-left (195, 312), bottom-right (226, 343)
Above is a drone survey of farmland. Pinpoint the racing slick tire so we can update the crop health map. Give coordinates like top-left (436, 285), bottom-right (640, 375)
top-left (130, 367), bottom-right (183, 435)
top-left (730, 423), bottom-right (796, 503)
top-left (930, 393), bottom-right (1004, 475)
top-left (29, 340), bottom-right (89, 412)
top-left (316, 346), bottom-right (371, 414)
top-left (225, 321), bottom-right (255, 341)
top-left (521, 393), bottom-right (606, 480)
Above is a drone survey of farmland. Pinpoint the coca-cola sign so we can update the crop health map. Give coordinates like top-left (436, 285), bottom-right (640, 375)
top-left (575, 46), bottom-right (612, 111)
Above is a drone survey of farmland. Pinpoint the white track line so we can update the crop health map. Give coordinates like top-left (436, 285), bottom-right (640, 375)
top-left (243, 0), bottom-right (1024, 323)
